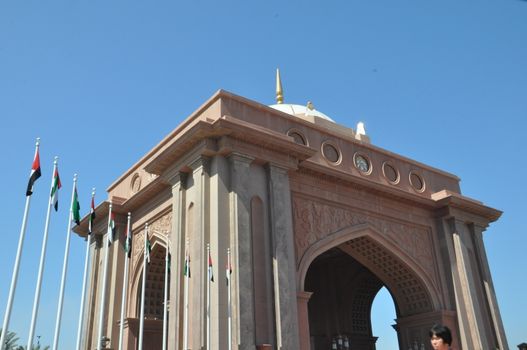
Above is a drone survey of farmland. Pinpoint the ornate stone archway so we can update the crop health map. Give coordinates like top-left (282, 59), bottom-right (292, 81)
top-left (296, 221), bottom-right (441, 350)
top-left (124, 219), bottom-right (171, 350)
top-left (76, 90), bottom-right (507, 350)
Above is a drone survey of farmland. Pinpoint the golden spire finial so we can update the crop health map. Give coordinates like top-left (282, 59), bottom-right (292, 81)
top-left (276, 68), bottom-right (283, 104)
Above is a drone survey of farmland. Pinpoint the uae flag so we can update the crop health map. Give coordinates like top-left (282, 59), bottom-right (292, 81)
top-left (184, 250), bottom-right (191, 278)
top-left (88, 195), bottom-right (96, 235)
top-left (72, 186), bottom-right (81, 225)
top-left (208, 250), bottom-right (214, 282)
top-left (226, 253), bottom-right (232, 286)
top-left (26, 148), bottom-right (41, 196)
top-left (50, 167), bottom-right (61, 211)
top-left (107, 212), bottom-right (115, 246)
top-left (145, 234), bottom-right (152, 264)
top-left (125, 226), bottom-right (132, 259)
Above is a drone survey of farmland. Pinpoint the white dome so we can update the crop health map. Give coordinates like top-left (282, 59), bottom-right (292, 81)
top-left (269, 103), bottom-right (334, 122)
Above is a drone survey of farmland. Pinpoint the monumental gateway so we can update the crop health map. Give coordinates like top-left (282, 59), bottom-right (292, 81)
top-left (75, 75), bottom-right (508, 350)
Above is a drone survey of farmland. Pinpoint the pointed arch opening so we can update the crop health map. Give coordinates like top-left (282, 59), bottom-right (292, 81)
top-left (298, 224), bottom-right (440, 350)
top-left (127, 231), bottom-right (170, 350)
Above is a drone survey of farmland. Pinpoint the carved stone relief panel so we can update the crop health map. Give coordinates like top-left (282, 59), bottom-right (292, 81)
top-left (131, 211), bottom-right (172, 273)
top-left (150, 211), bottom-right (172, 236)
top-left (292, 194), bottom-right (436, 282)
top-left (132, 229), bottom-right (145, 273)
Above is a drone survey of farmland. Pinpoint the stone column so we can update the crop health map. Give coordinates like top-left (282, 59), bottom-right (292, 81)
top-left (85, 234), bottom-right (102, 350)
top-left (209, 155), bottom-right (231, 349)
top-left (443, 217), bottom-right (490, 350)
top-left (297, 291), bottom-right (313, 350)
top-left (471, 223), bottom-right (509, 350)
top-left (267, 164), bottom-right (301, 350)
top-left (108, 215), bottom-right (126, 349)
top-left (229, 153), bottom-right (256, 350)
top-left (188, 157), bottom-right (210, 350)
top-left (166, 171), bottom-right (186, 350)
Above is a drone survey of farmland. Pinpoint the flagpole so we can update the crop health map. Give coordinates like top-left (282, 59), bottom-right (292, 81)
top-left (162, 235), bottom-right (170, 350)
top-left (117, 212), bottom-right (132, 350)
top-left (183, 239), bottom-right (190, 350)
top-left (52, 174), bottom-right (78, 350)
top-left (27, 156), bottom-right (59, 350)
top-left (207, 243), bottom-right (211, 350)
top-left (227, 248), bottom-right (232, 350)
top-left (96, 202), bottom-right (113, 350)
top-left (0, 138), bottom-right (40, 350)
top-left (76, 188), bottom-right (95, 350)
top-left (138, 223), bottom-right (148, 350)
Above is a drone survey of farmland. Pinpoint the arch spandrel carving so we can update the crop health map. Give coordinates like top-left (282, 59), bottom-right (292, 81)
top-left (132, 229), bottom-right (144, 273)
top-left (150, 211), bottom-right (172, 236)
top-left (131, 211), bottom-right (172, 273)
top-left (292, 195), bottom-right (436, 287)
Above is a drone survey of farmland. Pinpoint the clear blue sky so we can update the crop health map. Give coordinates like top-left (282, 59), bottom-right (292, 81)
top-left (0, 1), bottom-right (525, 349)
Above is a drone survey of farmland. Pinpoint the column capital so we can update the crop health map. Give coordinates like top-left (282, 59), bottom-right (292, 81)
top-left (227, 152), bottom-right (254, 165)
top-left (266, 162), bottom-right (290, 174)
top-left (170, 171), bottom-right (188, 189)
top-left (188, 155), bottom-right (211, 172)
top-left (297, 291), bottom-right (313, 302)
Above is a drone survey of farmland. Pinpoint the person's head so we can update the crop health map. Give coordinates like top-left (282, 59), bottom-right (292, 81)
top-left (429, 324), bottom-right (452, 349)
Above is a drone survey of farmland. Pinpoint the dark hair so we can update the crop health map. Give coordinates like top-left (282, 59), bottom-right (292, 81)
top-left (429, 324), bottom-right (452, 346)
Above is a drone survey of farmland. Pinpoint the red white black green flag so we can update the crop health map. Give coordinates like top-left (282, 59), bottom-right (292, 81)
top-left (226, 249), bottom-right (232, 286)
top-left (26, 146), bottom-right (41, 196)
top-left (125, 225), bottom-right (132, 259)
top-left (50, 167), bottom-right (61, 211)
top-left (145, 232), bottom-right (152, 264)
top-left (208, 250), bottom-right (214, 282)
top-left (107, 212), bottom-right (115, 246)
top-left (88, 193), bottom-right (96, 235)
top-left (184, 248), bottom-right (191, 278)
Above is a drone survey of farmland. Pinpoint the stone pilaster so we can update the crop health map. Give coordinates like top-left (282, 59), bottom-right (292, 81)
top-left (209, 155), bottom-right (231, 349)
top-left (188, 157), bottom-right (210, 349)
top-left (297, 291), bottom-right (313, 350)
top-left (108, 214), bottom-right (127, 349)
top-left (440, 216), bottom-right (490, 350)
top-left (229, 153), bottom-right (256, 350)
top-left (471, 224), bottom-right (509, 350)
top-left (167, 171), bottom-right (186, 350)
top-left (84, 234), bottom-right (101, 350)
top-left (267, 164), bottom-right (300, 350)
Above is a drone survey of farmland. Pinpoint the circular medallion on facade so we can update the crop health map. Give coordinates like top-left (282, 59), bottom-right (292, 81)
top-left (131, 173), bottom-right (141, 193)
top-left (321, 141), bottom-right (341, 164)
top-left (287, 129), bottom-right (307, 146)
top-left (409, 171), bottom-right (425, 192)
top-left (382, 161), bottom-right (399, 184)
top-left (353, 152), bottom-right (372, 175)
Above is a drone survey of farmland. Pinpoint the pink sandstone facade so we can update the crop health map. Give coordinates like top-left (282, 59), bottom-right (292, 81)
top-left (74, 90), bottom-right (508, 350)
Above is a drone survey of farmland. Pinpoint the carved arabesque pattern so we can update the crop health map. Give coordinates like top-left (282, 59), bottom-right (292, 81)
top-left (132, 229), bottom-right (145, 272)
top-left (131, 211), bottom-right (172, 273)
top-left (150, 212), bottom-right (172, 236)
top-left (293, 195), bottom-right (435, 280)
top-left (343, 237), bottom-right (431, 314)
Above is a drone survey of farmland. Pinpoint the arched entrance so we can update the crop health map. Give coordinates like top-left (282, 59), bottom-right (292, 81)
top-left (299, 226), bottom-right (440, 350)
top-left (306, 247), bottom-right (384, 349)
top-left (128, 236), bottom-right (169, 350)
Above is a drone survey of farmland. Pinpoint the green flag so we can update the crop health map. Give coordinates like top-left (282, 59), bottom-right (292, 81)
top-left (72, 187), bottom-right (81, 225)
